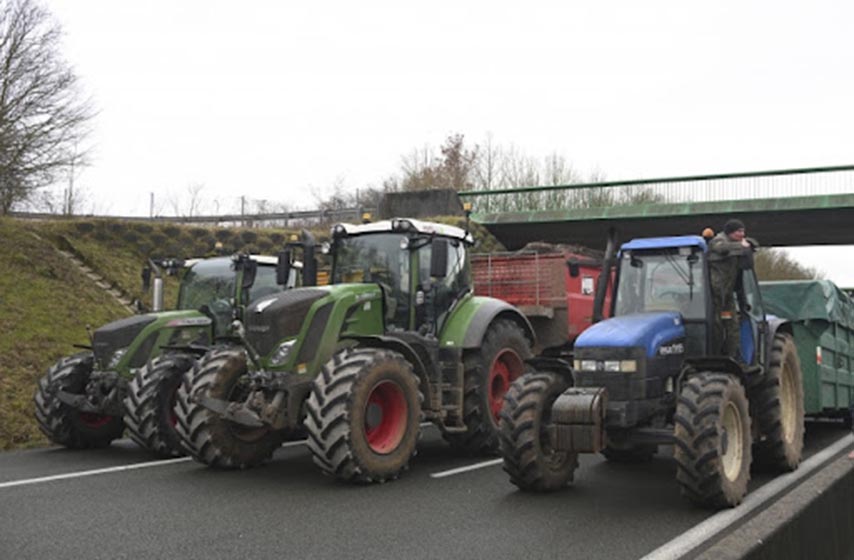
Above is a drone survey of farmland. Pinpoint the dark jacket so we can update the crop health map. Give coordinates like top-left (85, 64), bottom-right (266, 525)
top-left (708, 232), bottom-right (755, 308)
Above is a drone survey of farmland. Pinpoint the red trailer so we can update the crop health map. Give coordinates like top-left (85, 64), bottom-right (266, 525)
top-left (471, 246), bottom-right (610, 352)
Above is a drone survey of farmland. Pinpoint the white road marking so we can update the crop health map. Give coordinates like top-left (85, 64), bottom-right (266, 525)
top-left (431, 458), bottom-right (504, 478)
top-left (0, 457), bottom-right (192, 490)
top-left (640, 433), bottom-right (854, 560)
top-left (0, 439), bottom-right (312, 490)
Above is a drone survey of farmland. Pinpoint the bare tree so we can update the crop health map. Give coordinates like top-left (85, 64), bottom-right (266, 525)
top-left (166, 182), bottom-right (207, 217)
top-left (755, 249), bottom-right (822, 281)
top-left (0, 0), bottom-right (94, 214)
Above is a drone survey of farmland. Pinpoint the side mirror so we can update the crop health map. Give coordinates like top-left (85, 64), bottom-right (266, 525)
top-left (567, 259), bottom-right (580, 278)
top-left (241, 259), bottom-right (258, 290)
top-left (430, 239), bottom-right (449, 278)
top-left (277, 250), bottom-right (293, 286)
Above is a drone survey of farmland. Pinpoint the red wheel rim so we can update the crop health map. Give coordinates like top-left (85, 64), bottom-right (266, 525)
top-left (78, 412), bottom-right (113, 429)
top-left (364, 381), bottom-right (408, 454)
top-left (489, 349), bottom-right (524, 420)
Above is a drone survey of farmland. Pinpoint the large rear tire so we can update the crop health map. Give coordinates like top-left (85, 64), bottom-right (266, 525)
top-left (751, 333), bottom-right (805, 471)
top-left (499, 371), bottom-right (577, 492)
top-left (443, 319), bottom-right (531, 455)
top-left (305, 348), bottom-right (422, 483)
top-left (175, 348), bottom-right (283, 469)
top-left (125, 354), bottom-right (194, 458)
top-left (34, 353), bottom-right (125, 449)
top-left (674, 372), bottom-right (752, 508)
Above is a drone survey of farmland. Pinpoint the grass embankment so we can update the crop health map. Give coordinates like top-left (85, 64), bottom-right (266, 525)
top-left (0, 219), bottom-right (129, 450)
top-left (1, 215), bottom-right (501, 451)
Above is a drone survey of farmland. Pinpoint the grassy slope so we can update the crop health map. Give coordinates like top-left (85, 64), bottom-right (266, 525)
top-left (0, 219), bottom-right (130, 450)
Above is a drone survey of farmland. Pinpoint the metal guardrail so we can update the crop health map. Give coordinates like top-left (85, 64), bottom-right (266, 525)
top-left (8, 206), bottom-right (365, 226)
top-left (459, 165), bottom-right (854, 214)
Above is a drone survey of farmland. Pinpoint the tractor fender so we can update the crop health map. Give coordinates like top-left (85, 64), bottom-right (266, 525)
top-left (526, 356), bottom-right (575, 384)
top-left (345, 334), bottom-right (431, 392)
top-left (766, 317), bottom-right (793, 344)
top-left (444, 297), bottom-right (535, 350)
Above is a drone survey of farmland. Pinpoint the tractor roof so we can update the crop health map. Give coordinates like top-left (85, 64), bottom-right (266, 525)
top-left (620, 235), bottom-right (708, 253)
top-left (333, 218), bottom-right (474, 244)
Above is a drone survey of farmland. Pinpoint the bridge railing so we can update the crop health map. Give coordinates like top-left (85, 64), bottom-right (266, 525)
top-left (458, 165), bottom-right (854, 214)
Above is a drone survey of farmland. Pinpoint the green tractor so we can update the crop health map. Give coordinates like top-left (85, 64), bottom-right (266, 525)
top-left (177, 217), bottom-right (535, 482)
top-left (34, 250), bottom-right (304, 457)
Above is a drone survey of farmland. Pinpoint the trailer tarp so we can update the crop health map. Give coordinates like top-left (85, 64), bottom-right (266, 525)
top-left (760, 280), bottom-right (854, 329)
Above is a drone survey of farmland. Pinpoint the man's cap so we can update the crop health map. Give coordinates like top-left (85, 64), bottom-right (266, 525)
top-left (723, 219), bottom-right (745, 234)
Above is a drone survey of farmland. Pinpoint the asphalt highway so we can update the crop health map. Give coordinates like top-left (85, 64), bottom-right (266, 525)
top-left (0, 421), bottom-right (849, 560)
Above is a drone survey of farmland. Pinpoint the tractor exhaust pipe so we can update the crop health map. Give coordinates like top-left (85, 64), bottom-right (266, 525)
top-left (592, 227), bottom-right (617, 324)
top-left (152, 277), bottom-right (164, 312)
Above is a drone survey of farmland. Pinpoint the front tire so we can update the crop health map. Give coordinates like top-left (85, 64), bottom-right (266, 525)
top-left (305, 348), bottom-right (422, 483)
top-left (34, 353), bottom-right (124, 449)
top-left (751, 333), bottom-right (805, 471)
top-left (674, 372), bottom-right (752, 508)
top-left (176, 348), bottom-right (283, 469)
top-left (443, 319), bottom-right (531, 455)
top-left (125, 354), bottom-right (194, 458)
top-left (499, 371), bottom-right (577, 492)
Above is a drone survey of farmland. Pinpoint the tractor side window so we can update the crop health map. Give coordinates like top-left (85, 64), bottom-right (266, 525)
top-left (418, 240), bottom-right (469, 331)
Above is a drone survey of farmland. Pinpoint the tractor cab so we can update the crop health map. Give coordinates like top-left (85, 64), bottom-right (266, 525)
top-left (329, 218), bottom-right (474, 335)
top-left (612, 235), bottom-right (766, 365)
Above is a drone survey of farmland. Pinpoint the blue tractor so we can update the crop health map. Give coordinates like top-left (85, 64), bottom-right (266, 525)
top-left (499, 231), bottom-right (805, 509)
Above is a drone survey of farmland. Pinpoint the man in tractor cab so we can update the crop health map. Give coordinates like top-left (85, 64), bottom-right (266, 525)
top-left (708, 219), bottom-right (758, 362)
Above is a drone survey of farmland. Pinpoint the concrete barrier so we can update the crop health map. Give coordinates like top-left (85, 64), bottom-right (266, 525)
top-left (695, 452), bottom-right (854, 560)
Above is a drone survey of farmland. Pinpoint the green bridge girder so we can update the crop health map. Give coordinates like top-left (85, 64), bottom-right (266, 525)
top-left (472, 193), bottom-right (854, 250)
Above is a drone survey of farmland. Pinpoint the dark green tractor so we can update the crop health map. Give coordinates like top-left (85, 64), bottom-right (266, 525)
top-left (177, 218), bottom-right (535, 482)
top-left (34, 253), bottom-right (299, 456)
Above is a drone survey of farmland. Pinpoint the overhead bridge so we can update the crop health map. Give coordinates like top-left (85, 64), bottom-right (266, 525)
top-left (461, 165), bottom-right (854, 250)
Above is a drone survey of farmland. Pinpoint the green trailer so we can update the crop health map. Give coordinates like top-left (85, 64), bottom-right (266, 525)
top-left (760, 280), bottom-right (854, 422)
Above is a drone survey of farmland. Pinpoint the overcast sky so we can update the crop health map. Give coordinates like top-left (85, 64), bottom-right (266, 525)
top-left (46, 0), bottom-right (854, 284)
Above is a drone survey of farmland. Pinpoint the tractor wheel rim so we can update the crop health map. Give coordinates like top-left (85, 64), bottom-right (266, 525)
top-left (781, 361), bottom-right (797, 444)
top-left (488, 349), bottom-right (524, 420)
top-left (721, 401), bottom-right (744, 481)
top-left (364, 380), bottom-right (408, 454)
top-left (78, 412), bottom-right (112, 429)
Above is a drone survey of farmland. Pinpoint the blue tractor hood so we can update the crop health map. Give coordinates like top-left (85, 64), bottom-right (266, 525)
top-left (575, 312), bottom-right (685, 358)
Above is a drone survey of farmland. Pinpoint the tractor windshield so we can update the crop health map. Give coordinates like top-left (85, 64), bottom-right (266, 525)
top-left (178, 258), bottom-right (235, 311)
top-left (332, 233), bottom-right (410, 327)
top-left (614, 248), bottom-right (706, 320)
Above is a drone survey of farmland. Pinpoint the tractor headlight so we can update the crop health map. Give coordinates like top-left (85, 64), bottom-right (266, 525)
top-left (604, 360), bottom-right (621, 372)
top-left (574, 359), bottom-right (637, 373)
top-left (620, 360), bottom-right (638, 373)
top-left (580, 360), bottom-right (598, 371)
top-left (107, 347), bottom-right (129, 369)
top-left (269, 339), bottom-right (296, 367)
